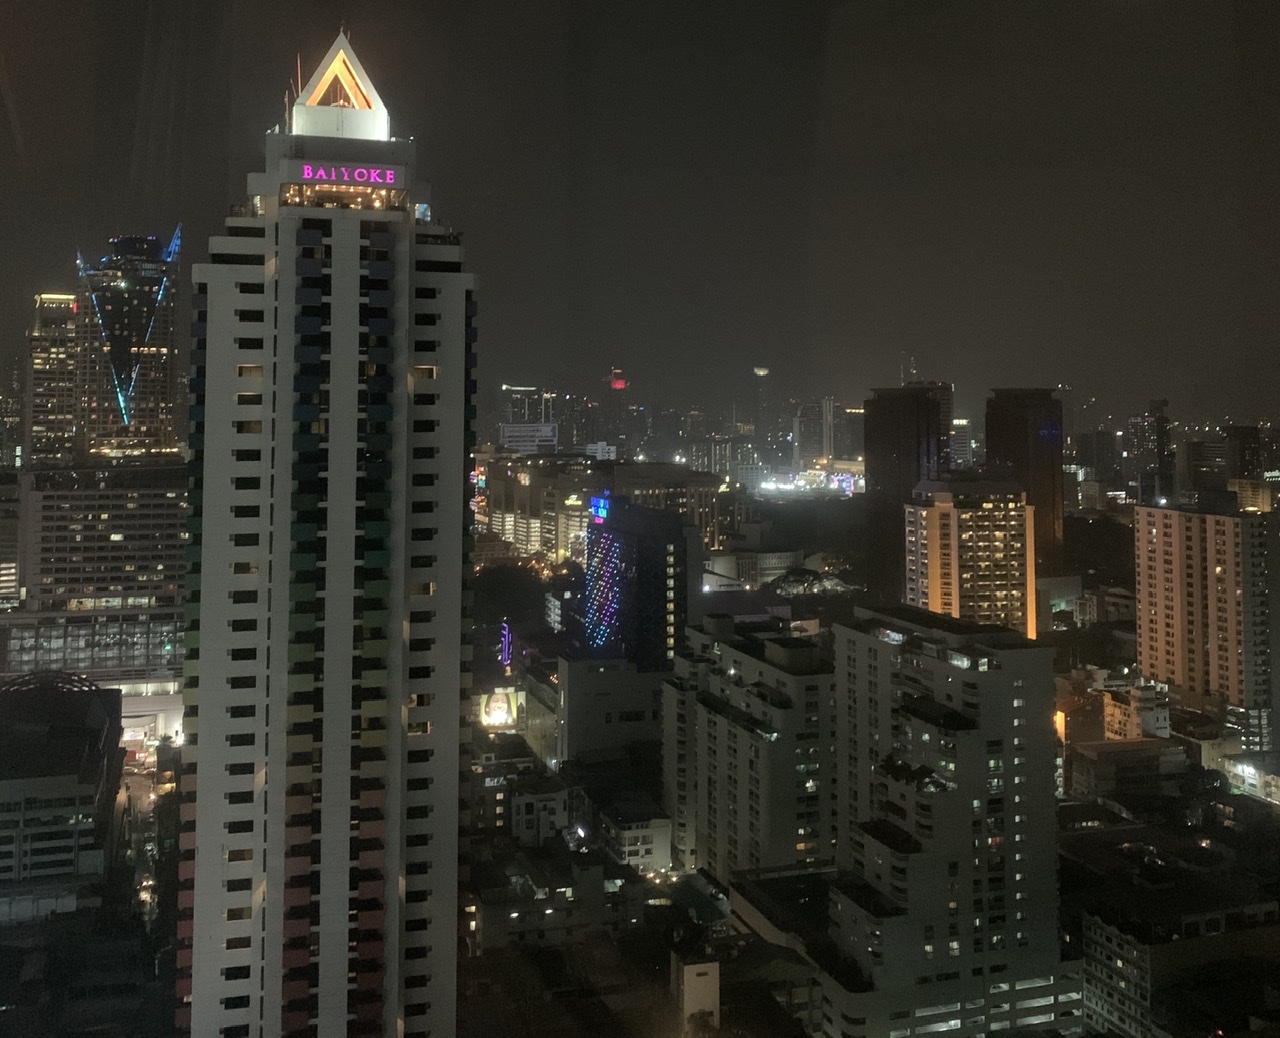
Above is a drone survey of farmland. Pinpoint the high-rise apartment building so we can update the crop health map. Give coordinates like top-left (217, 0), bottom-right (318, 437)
top-left (904, 478), bottom-right (1036, 638)
top-left (821, 605), bottom-right (1072, 1034)
top-left (864, 386), bottom-right (948, 602)
top-left (662, 615), bottom-right (835, 878)
top-left (1135, 499), bottom-right (1279, 749)
top-left (180, 35), bottom-right (473, 1037)
top-left (984, 388), bottom-right (1064, 575)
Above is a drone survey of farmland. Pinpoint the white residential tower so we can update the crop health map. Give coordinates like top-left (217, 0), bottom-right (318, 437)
top-left (179, 35), bottom-right (473, 1038)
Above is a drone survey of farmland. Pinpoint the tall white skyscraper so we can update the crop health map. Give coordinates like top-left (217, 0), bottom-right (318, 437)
top-left (179, 35), bottom-right (473, 1037)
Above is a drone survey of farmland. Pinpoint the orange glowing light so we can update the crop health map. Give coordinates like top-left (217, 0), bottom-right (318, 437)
top-left (305, 51), bottom-right (374, 110)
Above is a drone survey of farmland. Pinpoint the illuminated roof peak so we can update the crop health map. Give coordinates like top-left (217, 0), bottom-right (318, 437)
top-left (292, 33), bottom-right (389, 141)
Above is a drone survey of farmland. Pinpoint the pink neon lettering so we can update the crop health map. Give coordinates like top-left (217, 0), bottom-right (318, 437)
top-left (302, 164), bottom-right (397, 184)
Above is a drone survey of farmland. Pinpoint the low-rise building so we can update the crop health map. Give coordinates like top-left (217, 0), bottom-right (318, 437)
top-left (1067, 739), bottom-right (1187, 800)
top-left (1104, 683), bottom-right (1171, 740)
top-left (464, 846), bottom-right (647, 954)
top-left (1082, 876), bottom-right (1280, 1037)
top-left (599, 798), bottom-right (671, 873)
top-left (524, 656), bottom-right (662, 770)
top-left (1222, 750), bottom-right (1280, 806)
top-left (0, 672), bottom-right (122, 894)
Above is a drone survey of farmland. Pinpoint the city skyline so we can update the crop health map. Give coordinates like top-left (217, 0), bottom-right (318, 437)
top-left (2, 3), bottom-right (1278, 422)
top-left (2, 9), bottom-right (1280, 1038)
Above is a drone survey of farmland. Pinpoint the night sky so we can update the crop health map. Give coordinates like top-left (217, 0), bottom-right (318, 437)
top-left (1, 1), bottom-right (1276, 424)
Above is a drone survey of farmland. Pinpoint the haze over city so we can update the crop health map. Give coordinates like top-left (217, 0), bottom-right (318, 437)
top-left (2, 2), bottom-right (1278, 419)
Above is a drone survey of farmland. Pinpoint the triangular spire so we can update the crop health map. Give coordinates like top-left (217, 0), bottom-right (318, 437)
top-left (292, 33), bottom-right (389, 141)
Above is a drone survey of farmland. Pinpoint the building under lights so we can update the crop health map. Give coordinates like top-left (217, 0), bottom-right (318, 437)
top-left (662, 615), bottom-right (836, 877)
top-left (180, 34), bottom-right (473, 1037)
top-left (904, 478), bottom-right (1036, 639)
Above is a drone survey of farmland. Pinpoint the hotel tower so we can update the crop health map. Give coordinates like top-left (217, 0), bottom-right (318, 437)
top-left (179, 35), bottom-right (474, 1037)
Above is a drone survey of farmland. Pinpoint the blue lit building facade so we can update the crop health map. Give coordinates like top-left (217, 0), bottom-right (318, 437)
top-left (581, 495), bottom-right (703, 670)
top-left (74, 229), bottom-right (183, 458)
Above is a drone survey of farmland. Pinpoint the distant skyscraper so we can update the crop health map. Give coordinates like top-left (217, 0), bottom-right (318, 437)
top-left (77, 231), bottom-right (182, 456)
top-left (1076, 427), bottom-right (1122, 488)
top-left (23, 230), bottom-right (181, 466)
top-left (864, 385), bottom-right (947, 601)
top-left (22, 293), bottom-right (77, 466)
top-left (905, 478), bottom-right (1036, 638)
top-left (1176, 438), bottom-right (1227, 494)
top-left (1135, 499), bottom-right (1279, 749)
top-left (1124, 399), bottom-right (1174, 504)
top-left (984, 387), bottom-right (1064, 575)
top-left (752, 366), bottom-right (773, 438)
top-left (950, 417), bottom-right (974, 469)
top-left (180, 35), bottom-right (472, 1037)
top-left (499, 383), bottom-right (554, 424)
top-left (1224, 424), bottom-right (1263, 481)
top-left (905, 379), bottom-right (954, 469)
top-left (834, 404), bottom-right (864, 460)
top-left (791, 400), bottom-right (824, 470)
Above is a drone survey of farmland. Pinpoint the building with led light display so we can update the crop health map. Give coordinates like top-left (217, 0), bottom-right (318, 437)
top-left (180, 34), bottom-right (472, 1038)
top-left (583, 523), bottom-right (625, 654)
top-left (23, 231), bottom-right (181, 467)
top-left (76, 230), bottom-right (182, 455)
top-left (581, 497), bottom-right (703, 670)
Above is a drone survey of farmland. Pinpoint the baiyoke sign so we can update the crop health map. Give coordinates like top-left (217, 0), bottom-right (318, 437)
top-left (284, 160), bottom-right (405, 187)
top-left (302, 163), bottom-right (398, 184)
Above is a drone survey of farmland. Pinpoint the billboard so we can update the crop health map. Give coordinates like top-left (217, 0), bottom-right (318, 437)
top-left (479, 687), bottom-right (523, 729)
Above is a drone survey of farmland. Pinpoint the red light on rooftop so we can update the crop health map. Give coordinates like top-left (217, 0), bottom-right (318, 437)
top-left (610, 378), bottom-right (627, 390)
